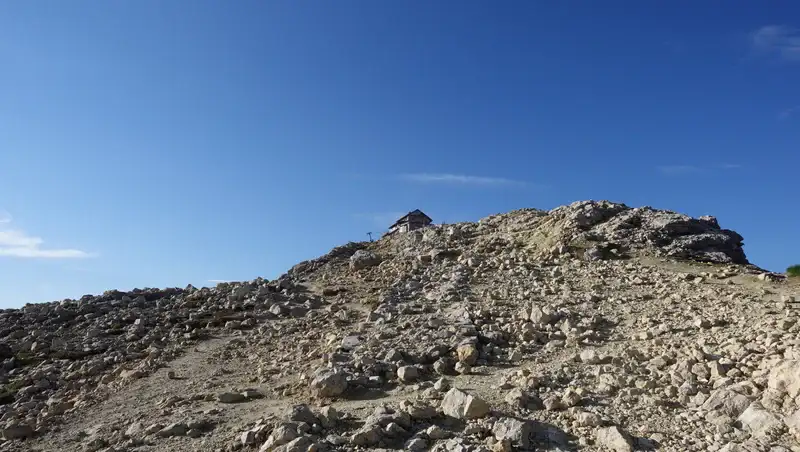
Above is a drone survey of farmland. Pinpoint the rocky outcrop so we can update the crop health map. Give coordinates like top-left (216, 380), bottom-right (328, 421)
top-left (545, 200), bottom-right (748, 264)
top-left (4, 200), bottom-right (797, 452)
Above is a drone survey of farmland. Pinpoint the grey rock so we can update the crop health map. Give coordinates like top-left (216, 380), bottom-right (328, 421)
top-left (493, 417), bottom-right (532, 449)
top-left (441, 388), bottom-right (490, 419)
top-left (405, 437), bottom-right (428, 451)
top-left (241, 430), bottom-right (258, 446)
top-left (286, 404), bottom-right (318, 425)
top-left (218, 392), bottom-right (247, 403)
top-left (702, 388), bottom-right (752, 418)
top-left (2, 423), bottom-right (34, 440)
top-left (156, 422), bottom-right (188, 437)
top-left (434, 378), bottom-right (451, 391)
top-left (530, 306), bottom-right (553, 325)
top-left (124, 422), bottom-right (143, 438)
top-left (575, 411), bottom-right (602, 427)
top-left (260, 423), bottom-right (298, 451)
top-left (397, 365), bottom-right (419, 383)
top-left (275, 435), bottom-right (314, 452)
top-left (317, 405), bottom-right (339, 429)
top-left (595, 426), bottom-right (634, 452)
top-left (737, 401), bottom-right (783, 439)
top-left (504, 388), bottom-right (528, 408)
top-left (350, 250), bottom-right (381, 270)
top-left (767, 360), bottom-right (800, 399)
top-left (385, 422), bottom-right (407, 436)
top-left (349, 425), bottom-right (383, 446)
top-left (310, 369), bottom-right (348, 397)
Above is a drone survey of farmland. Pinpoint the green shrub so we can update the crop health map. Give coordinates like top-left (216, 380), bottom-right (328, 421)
top-left (787, 265), bottom-right (800, 277)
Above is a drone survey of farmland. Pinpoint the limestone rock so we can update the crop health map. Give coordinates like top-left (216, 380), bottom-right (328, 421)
top-left (785, 409), bottom-right (800, 440)
top-left (274, 435), bottom-right (313, 452)
top-left (405, 437), bottom-right (428, 451)
top-left (492, 417), bottom-right (532, 449)
top-left (441, 388), bottom-right (490, 419)
top-left (504, 388), bottom-right (528, 408)
top-left (350, 250), bottom-right (381, 270)
top-left (310, 369), bottom-right (348, 397)
top-left (156, 422), bottom-right (188, 437)
top-left (317, 406), bottom-right (339, 429)
top-left (767, 360), bottom-right (800, 399)
top-left (397, 365), bottom-right (419, 383)
top-left (260, 424), bottom-right (298, 451)
top-left (595, 426), bottom-right (634, 452)
top-left (2, 423), bottom-right (34, 440)
top-left (737, 401), bottom-right (784, 439)
top-left (349, 425), bottom-right (383, 446)
top-left (530, 306), bottom-right (553, 325)
top-left (702, 388), bottom-right (752, 418)
top-left (218, 392), bottom-right (247, 403)
top-left (287, 404), bottom-right (318, 425)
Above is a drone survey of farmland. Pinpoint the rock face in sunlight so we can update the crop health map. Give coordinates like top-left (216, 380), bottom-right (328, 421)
top-left (1, 200), bottom-right (798, 452)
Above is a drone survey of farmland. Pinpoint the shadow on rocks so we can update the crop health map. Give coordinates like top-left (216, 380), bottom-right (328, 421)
top-left (492, 412), bottom-right (578, 451)
top-left (634, 436), bottom-right (659, 451)
top-left (340, 385), bottom-right (392, 401)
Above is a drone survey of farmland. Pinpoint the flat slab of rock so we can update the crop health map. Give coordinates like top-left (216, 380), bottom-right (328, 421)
top-left (701, 389), bottom-right (751, 418)
top-left (157, 422), bottom-right (188, 437)
top-left (218, 392), bottom-right (247, 403)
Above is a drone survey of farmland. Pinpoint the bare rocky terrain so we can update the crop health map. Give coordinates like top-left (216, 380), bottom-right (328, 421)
top-left (1, 200), bottom-right (799, 452)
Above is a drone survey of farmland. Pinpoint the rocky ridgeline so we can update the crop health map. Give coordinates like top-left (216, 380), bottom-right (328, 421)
top-left (1, 200), bottom-right (798, 452)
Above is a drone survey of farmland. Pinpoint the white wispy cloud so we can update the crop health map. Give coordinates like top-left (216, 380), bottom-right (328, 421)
top-left (0, 213), bottom-right (94, 259)
top-left (398, 173), bottom-right (527, 187)
top-left (719, 163), bottom-right (742, 169)
top-left (657, 165), bottom-right (702, 176)
top-left (779, 105), bottom-right (800, 120)
top-left (751, 25), bottom-right (800, 61)
top-left (659, 164), bottom-right (744, 175)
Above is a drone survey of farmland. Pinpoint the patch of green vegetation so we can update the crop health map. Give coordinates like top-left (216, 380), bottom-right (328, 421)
top-left (0, 379), bottom-right (26, 405)
top-left (787, 265), bottom-right (800, 277)
top-left (13, 351), bottom-right (42, 366)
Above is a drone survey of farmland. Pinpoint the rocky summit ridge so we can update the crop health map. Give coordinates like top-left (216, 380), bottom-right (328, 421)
top-left (1, 200), bottom-right (799, 452)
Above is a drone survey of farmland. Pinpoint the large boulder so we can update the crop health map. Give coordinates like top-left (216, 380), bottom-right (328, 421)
top-left (767, 360), bottom-right (800, 399)
top-left (736, 402), bottom-right (783, 439)
top-left (349, 250), bottom-right (381, 270)
top-left (310, 369), bottom-right (348, 398)
top-left (2, 422), bottom-right (34, 440)
top-left (594, 426), bottom-right (634, 452)
top-left (259, 423), bottom-right (298, 451)
top-left (785, 409), bottom-right (800, 440)
top-left (702, 388), bottom-right (752, 418)
top-left (441, 388), bottom-right (490, 419)
top-left (492, 417), bottom-right (533, 449)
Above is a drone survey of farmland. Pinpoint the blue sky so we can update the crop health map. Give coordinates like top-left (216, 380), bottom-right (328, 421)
top-left (1, 2), bottom-right (799, 307)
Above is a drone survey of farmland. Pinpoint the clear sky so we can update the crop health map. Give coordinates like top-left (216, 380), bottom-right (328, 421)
top-left (1, 2), bottom-right (798, 307)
